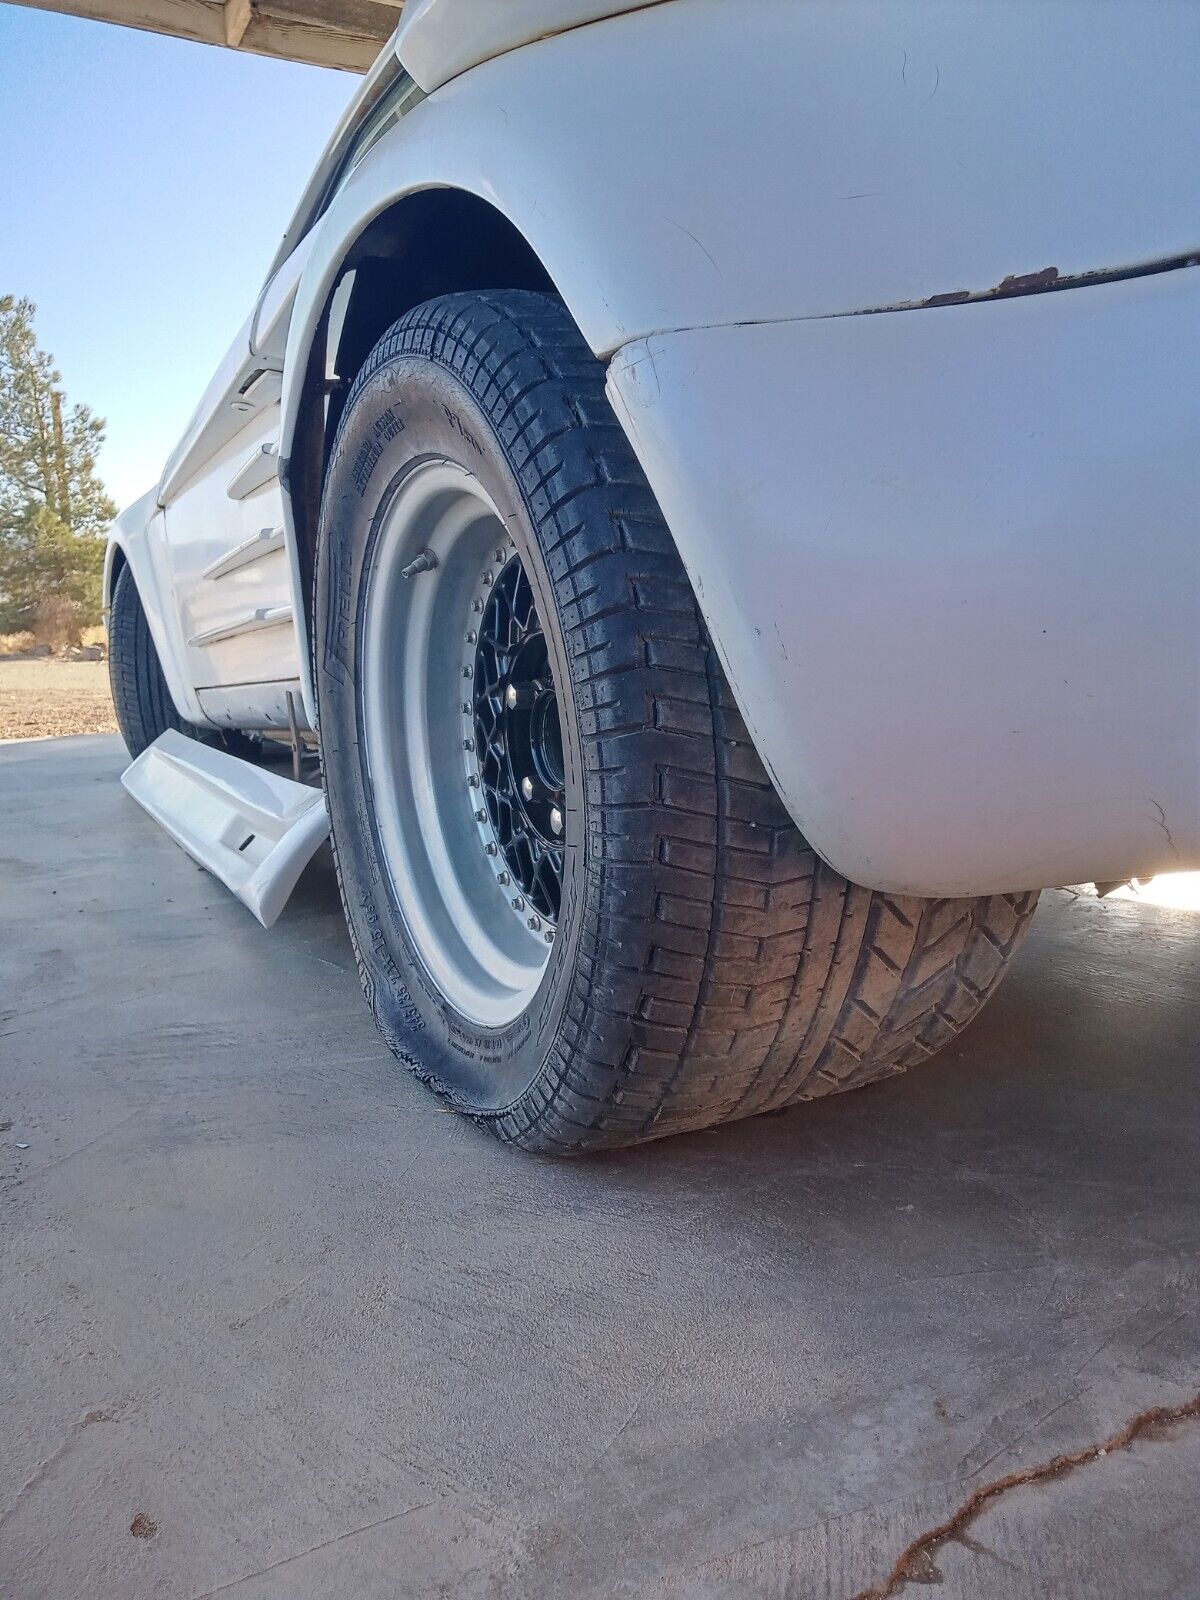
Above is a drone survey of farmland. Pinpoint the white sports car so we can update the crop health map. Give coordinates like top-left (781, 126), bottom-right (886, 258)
top-left (105, 0), bottom-right (1200, 1150)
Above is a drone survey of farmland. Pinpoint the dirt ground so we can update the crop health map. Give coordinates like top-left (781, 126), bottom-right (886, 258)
top-left (0, 657), bottom-right (118, 740)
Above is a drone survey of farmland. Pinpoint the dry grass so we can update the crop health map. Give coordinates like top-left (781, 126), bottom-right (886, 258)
top-left (0, 624), bottom-right (107, 657)
top-left (0, 656), bottom-right (118, 740)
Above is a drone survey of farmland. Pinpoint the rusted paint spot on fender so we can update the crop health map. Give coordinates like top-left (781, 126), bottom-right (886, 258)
top-left (995, 265), bottom-right (1061, 295)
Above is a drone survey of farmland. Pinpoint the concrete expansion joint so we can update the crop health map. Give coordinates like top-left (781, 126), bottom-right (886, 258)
top-left (850, 1389), bottom-right (1200, 1599)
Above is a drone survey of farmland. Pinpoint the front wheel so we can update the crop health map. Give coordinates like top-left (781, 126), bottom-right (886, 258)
top-left (315, 291), bottom-right (1038, 1152)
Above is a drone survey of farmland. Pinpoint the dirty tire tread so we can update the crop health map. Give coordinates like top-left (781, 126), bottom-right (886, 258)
top-left (321, 291), bottom-right (1039, 1152)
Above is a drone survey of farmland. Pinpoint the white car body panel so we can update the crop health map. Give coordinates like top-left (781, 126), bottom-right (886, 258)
top-left (288, 0), bottom-right (1200, 364)
top-left (106, 0), bottom-right (1200, 894)
top-left (393, 0), bottom-right (668, 93)
top-left (161, 403), bottom-right (303, 703)
top-left (609, 267), bottom-right (1200, 894)
top-left (104, 490), bottom-right (205, 724)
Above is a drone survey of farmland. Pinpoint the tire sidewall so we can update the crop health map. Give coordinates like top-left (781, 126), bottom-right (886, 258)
top-left (315, 348), bottom-right (586, 1115)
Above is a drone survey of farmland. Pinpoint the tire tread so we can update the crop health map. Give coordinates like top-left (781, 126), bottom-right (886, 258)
top-left (327, 291), bottom-right (1038, 1152)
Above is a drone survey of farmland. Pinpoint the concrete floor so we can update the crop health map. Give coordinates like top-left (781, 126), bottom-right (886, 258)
top-left (3, 734), bottom-right (1199, 1600)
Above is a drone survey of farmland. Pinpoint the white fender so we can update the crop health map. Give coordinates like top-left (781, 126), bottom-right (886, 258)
top-left (104, 490), bottom-right (210, 727)
top-left (278, 0), bottom-right (1199, 729)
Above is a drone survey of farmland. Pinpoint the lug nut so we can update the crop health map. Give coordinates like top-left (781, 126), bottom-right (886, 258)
top-left (550, 806), bottom-right (563, 836)
top-left (463, 737), bottom-right (474, 752)
top-left (497, 871), bottom-right (510, 885)
top-left (495, 547), bottom-right (505, 563)
top-left (521, 776), bottom-right (534, 801)
top-left (544, 929), bottom-right (554, 944)
top-left (505, 683), bottom-right (533, 710)
top-left (482, 571), bottom-right (493, 587)
top-left (527, 914), bottom-right (542, 932)
top-left (485, 841), bottom-right (498, 855)
top-left (461, 665), bottom-right (471, 678)
top-left (512, 895), bottom-right (525, 911)
top-left (472, 598), bottom-right (483, 613)
top-left (465, 629), bottom-right (477, 644)
top-left (475, 808), bottom-right (487, 822)
top-left (468, 774), bottom-right (479, 788)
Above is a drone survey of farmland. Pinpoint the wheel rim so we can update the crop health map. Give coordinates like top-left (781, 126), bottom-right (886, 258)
top-left (473, 555), bottom-right (566, 925)
top-left (360, 460), bottom-right (563, 1028)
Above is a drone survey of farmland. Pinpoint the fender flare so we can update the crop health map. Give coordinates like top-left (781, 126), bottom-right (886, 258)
top-left (104, 491), bottom-right (210, 727)
top-left (275, 0), bottom-right (1199, 740)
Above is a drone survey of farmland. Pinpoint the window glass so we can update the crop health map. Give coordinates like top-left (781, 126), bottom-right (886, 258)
top-left (326, 72), bottom-right (426, 209)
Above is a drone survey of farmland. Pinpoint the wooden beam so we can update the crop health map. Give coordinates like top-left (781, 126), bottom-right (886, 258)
top-left (8, 0), bottom-right (381, 68)
top-left (12, 0), bottom-right (225, 49)
top-left (241, 10), bottom-right (381, 69)
top-left (256, 0), bottom-right (391, 41)
top-left (223, 0), bottom-right (252, 47)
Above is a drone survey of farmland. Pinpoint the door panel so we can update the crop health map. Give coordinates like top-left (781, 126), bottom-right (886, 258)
top-left (162, 403), bottom-right (300, 692)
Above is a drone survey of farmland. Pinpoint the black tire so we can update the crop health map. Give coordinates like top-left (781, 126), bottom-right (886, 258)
top-left (107, 563), bottom-right (290, 765)
top-left (316, 291), bottom-right (1039, 1153)
top-left (108, 562), bottom-right (188, 757)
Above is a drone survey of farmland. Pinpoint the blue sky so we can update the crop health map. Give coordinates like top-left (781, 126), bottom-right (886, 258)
top-left (0, 7), bottom-right (357, 509)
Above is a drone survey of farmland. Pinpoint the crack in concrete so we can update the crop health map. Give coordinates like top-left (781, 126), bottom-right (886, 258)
top-left (188, 1499), bottom-right (434, 1599)
top-left (849, 1390), bottom-right (1200, 1600)
top-left (1149, 800), bottom-right (1179, 859)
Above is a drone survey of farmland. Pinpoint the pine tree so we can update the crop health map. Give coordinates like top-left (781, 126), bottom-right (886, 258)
top-left (0, 295), bottom-right (117, 637)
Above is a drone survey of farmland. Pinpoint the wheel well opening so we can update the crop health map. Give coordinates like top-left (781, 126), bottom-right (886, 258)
top-left (289, 190), bottom-right (556, 632)
top-left (106, 543), bottom-right (128, 610)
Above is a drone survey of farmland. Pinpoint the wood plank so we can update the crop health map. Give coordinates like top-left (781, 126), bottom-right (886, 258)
top-left (242, 11), bottom-right (382, 69)
top-left (13, 0), bottom-right (225, 48)
top-left (255, 0), bottom-right (391, 42)
top-left (223, 0), bottom-right (252, 47)
top-left (8, 0), bottom-right (380, 68)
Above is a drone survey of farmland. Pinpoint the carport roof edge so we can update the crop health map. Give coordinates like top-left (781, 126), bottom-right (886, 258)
top-left (9, 0), bottom-right (397, 72)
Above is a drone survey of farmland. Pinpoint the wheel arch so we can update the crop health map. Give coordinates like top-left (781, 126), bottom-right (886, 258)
top-left (279, 187), bottom-right (562, 725)
top-left (103, 490), bottom-right (208, 727)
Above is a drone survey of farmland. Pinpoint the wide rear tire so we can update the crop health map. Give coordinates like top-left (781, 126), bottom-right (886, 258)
top-left (315, 291), bottom-right (1039, 1152)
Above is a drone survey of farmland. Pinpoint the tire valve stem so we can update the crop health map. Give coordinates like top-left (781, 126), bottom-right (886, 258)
top-left (400, 549), bottom-right (438, 580)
